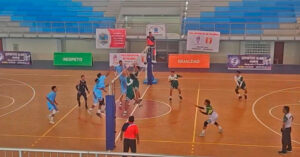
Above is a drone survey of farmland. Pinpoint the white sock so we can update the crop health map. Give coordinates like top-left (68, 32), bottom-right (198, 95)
top-left (218, 126), bottom-right (222, 130)
top-left (201, 130), bottom-right (206, 134)
top-left (97, 109), bottom-right (101, 113)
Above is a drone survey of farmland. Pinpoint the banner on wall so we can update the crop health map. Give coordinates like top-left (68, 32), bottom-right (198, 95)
top-left (109, 53), bottom-right (146, 68)
top-left (96, 29), bottom-right (126, 49)
top-left (53, 52), bottom-right (93, 67)
top-left (0, 51), bottom-right (31, 65)
top-left (227, 55), bottom-right (272, 70)
top-left (187, 30), bottom-right (220, 52)
top-left (168, 54), bottom-right (210, 68)
top-left (146, 24), bottom-right (166, 38)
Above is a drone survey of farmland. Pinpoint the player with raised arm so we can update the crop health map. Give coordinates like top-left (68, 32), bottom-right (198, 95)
top-left (196, 99), bottom-right (223, 137)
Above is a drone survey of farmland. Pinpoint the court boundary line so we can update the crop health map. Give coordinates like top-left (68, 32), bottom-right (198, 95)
top-left (114, 85), bottom-right (151, 143)
top-left (269, 104), bottom-right (300, 126)
top-left (252, 86), bottom-right (300, 145)
top-left (3, 133), bottom-right (300, 149)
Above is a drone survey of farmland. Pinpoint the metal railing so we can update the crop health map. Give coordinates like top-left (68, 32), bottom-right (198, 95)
top-left (0, 147), bottom-right (184, 157)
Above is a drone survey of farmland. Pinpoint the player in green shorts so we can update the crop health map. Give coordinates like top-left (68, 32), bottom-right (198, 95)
top-left (123, 72), bottom-right (135, 116)
top-left (168, 70), bottom-right (183, 101)
top-left (132, 65), bottom-right (142, 104)
top-left (234, 71), bottom-right (247, 100)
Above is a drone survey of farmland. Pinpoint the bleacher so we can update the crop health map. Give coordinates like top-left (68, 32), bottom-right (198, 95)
top-left (0, 0), bottom-right (116, 34)
top-left (184, 0), bottom-right (300, 36)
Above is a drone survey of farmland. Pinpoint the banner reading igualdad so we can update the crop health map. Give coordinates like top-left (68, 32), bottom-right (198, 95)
top-left (96, 29), bottom-right (126, 49)
top-left (187, 30), bottom-right (220, 52)
top-left (0, 51), bottom-right (31, 65)
top-left (228, 55), bottom-right (272, 70)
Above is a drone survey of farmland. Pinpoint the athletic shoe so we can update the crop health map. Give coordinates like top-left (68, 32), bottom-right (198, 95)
top-left (49, 120), bottom-right (55, 124)
top-left (123, 111), bottom-right (127, 116)
top-left (219, 128), bottom-right (223, 133)
top-left (278, 151), bottom-right (287, 154)
top-left (87, 109), bottom-right (92, 115)
top-left (169, 98), bottom-right (172, 101)
top-left (238, 96), bottom-right (242, 100)
top-left (96, 113), bottom-right (102, 118)
top-left (244, 95), bottom-right (247, 100)
top-left (101, 109), bottom-right (105, 113)
top-left (287, 149), bottom-right (292, 152)
top-left (179, 96), bottom-right (183, 100)
top-left (199, 132), bottom-right (205, 137)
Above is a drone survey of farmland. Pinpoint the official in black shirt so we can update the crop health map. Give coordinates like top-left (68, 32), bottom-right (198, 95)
top-left (76, 75), bottom-right (89, 109)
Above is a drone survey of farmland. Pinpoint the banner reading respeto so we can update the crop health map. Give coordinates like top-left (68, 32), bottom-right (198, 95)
top-left (168, 54), bottom-right (210, 68)
top-left (146, 24), bottom-right (166, 38)
top-left (96, 29), bottom-right (126, 49)
top-left (0, 51), bottom-right (31, 65)
top-left (187, 30), bottom-right (220, 52)
top-left (109, 53), bottom-right (146, 68)
top-left (228, 55), bottom-right (272, 70)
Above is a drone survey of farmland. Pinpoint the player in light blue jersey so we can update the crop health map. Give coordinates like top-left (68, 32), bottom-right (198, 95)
top-left (46, 86), bottom-right (59, 124)
top-left (88, 78), bottom-right (105, 118)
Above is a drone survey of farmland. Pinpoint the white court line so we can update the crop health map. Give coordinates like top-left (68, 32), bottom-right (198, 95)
top-left (252, 87), bottom-right (300, 145)
top-left (0, 78), bottom-right (36, 118)
top-left (133, 100), bottom-right (172, 120)
top-left (269, 104), bottom-right (300, 126)
top-left (154, 77), bottom-right (300, 82)
top-left (0, 94), bottom-right (15, 109)
top-left (114, 86), bottom-right (150, 143)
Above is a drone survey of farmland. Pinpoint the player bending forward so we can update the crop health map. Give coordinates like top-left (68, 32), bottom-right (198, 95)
top-left (196, 99), bottom-right (223, 137)
top-left (46, 86), bottom-right (59, 124)
top-left (168, 71), bottom-right (183, 101)
top-left (234, 71), bottom-right (247, 100)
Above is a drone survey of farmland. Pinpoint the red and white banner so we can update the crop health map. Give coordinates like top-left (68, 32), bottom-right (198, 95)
top-left (187, 30), bottom-right (220, 52)
top-left (96, 29), bottom-right (126, 49)
top-left (109, 53), bottom-right (146, 68)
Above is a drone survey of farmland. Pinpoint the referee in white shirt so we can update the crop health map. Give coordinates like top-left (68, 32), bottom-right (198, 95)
top-left (279, 106), bottom-right (294, 154)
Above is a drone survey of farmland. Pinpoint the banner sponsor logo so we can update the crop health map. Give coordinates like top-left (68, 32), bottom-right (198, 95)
top-left (0, 51), bottom-right (31, 65)
top-left (228, 55), bottom-right (272, 70)
top-left (53, 52), bottom-right (93, 67)
top-left (187, 30), bottom-right (220, 52)
top-left (110, 53), bottom-right (146, 68)
top-left (96, 29), bottom-right (126, 49)
top-left (168, 54), bottom-right (210, 68)
top-left (146, 24), bottom-right (166, 38)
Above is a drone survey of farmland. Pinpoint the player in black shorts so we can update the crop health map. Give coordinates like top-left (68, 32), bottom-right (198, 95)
top-left (234, 71), bottom-right (247, 100)
top-left (76, 75), bottom-right (90, 109)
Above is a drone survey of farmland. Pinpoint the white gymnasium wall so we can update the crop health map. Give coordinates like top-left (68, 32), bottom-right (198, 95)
top-left (183, 40), bottom-right (240, 63)
top-left (283, 41), bottom-right (300, 64)
top-left (3, 38), bottom-right (60, 60)
top-left (64, 39), bottom-right (112, 61)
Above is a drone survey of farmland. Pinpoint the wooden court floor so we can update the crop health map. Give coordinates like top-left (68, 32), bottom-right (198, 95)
top-left (0, 68), bottom-right (299, 157)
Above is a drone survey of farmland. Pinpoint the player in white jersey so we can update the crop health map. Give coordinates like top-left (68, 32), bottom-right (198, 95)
top-left (195, 99), bottom-right (223, 137)
top-left (234, 71), bottom-right (247, 100)
top-left (279, 106), bottom-right (294, 154)
top-left (168, 71), bottom-right (183, 101)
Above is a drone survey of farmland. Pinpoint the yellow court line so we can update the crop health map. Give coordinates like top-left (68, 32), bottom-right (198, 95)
top-left (31, 104), bottom-right (79, 147)
top-left (192, 87), bottom-right (200, 143)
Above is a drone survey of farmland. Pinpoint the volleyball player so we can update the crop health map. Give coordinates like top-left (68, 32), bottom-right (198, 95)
top-left (168, 70), bottom-right (183, 101)
top-left (76, 75), bottom-right (89, 109)
top-left (234, 71), bottom-right (247, 100)
top-left (88, 79), bottom-right (103, 118)
top-left (97, 71), bottom-right (110, 112)
top-left (196, 99), bottom-right (223, 137)
top-left (115, 60), bottom-right (127, 106)
top-left (46, 86), bottom-right (59, 124)
top-left (132, 65), bottom-right (142, 104)
top-left (123, 72), bottom-right (135, 116)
